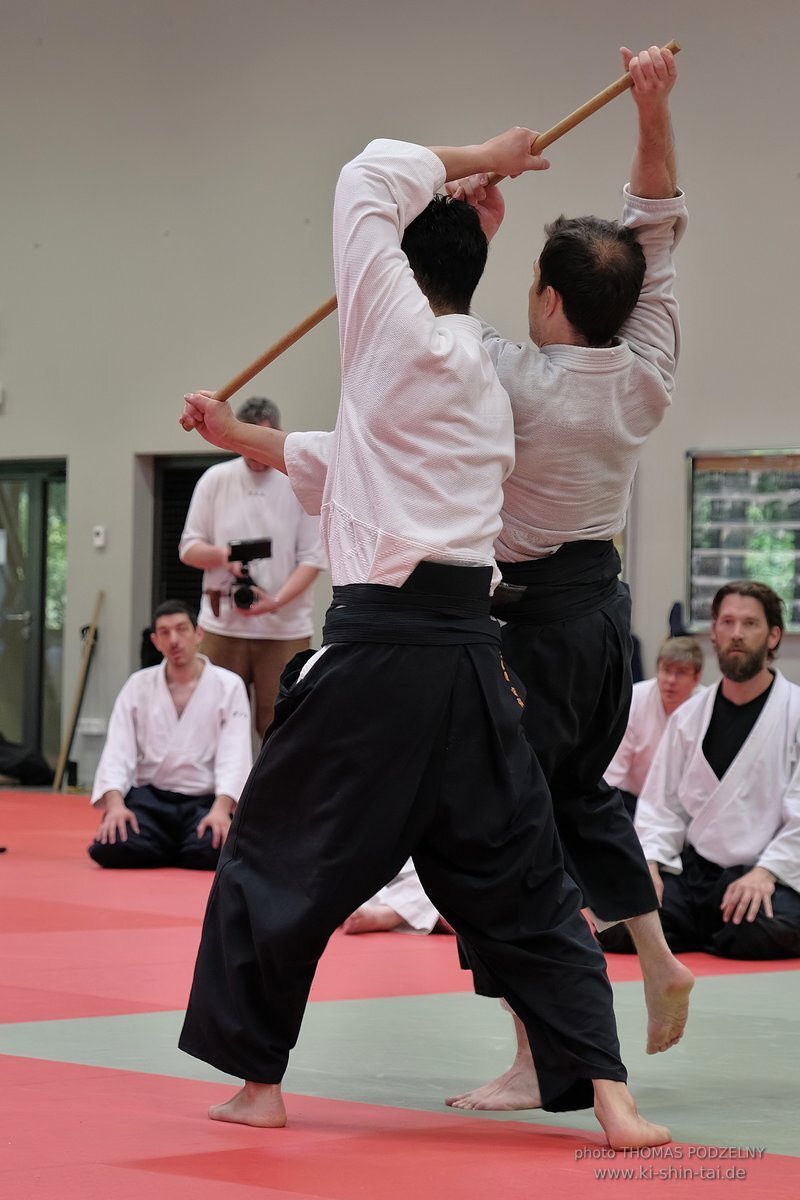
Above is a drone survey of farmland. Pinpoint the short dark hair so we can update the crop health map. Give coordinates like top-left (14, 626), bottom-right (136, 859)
top-left (152, 599), bottom-right (198, 629)
top-left (711, 580), bottom-right (785, 660)
top-left (401, 195), bottom-right (488, 314)
top-left (237, 396), bottom-right (282, 429)
top-left (537, 215), bottom-right (646, 346)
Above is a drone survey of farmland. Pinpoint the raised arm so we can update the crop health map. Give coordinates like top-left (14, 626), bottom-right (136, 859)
top-left (623, 44), bottom-right (678, 200)
top-left (429, 128), bottom-right (549, 184)
top-left (180, 392), bottom-right (289, 473)
top-left (439, 126), bottom-right (551, 244)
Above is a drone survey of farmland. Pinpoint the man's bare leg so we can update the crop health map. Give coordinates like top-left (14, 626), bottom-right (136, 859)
top-left (446, 1007), bottom-right (541, 1111)
top-left (625, 910), bottom-right (694, 1054)
top-left (593, 1080), bottom-right (670, 1149)
top-left (445, 912), bottom-right (694, 1110)
top-left (446, 1017), bottom-right (669, 1146)
top-left (342, 903), bottom-right (406, 934)
top-left (208, 1081), bottom-right (287, 1127)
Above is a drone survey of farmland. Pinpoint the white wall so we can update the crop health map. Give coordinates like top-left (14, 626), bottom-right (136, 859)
top-left (2, 0), bottom-right (799, 777)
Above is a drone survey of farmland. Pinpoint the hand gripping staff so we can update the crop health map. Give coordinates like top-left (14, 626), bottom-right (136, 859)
top-left (211, 39), bottom-right (681, 405)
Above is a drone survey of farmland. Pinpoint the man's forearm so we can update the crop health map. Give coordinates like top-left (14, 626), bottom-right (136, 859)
top-left (226, 423), bottom-right (289, 473)
top-left (181, 540), bottom-right (229, 570)
top-left (273, 564), bottom-right (321, 609)
top-left (629, 102), bottom-right (677, 199)
top-left (429, 128), bottom-right (546, 186)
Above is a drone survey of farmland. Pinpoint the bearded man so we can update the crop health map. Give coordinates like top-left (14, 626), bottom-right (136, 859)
top-left (600, 581), bottom-right (800, 959)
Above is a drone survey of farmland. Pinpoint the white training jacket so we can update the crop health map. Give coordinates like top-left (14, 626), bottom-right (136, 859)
top-left (635, 671), bottom-right (800, 893)
top-left (91, 657), bottom-right (252, 805)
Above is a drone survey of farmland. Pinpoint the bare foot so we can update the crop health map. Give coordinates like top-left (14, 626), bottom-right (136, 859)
top-left (446, 1011), bottom-right (541, 1110)
top-left (342, 904), bottom-right (405, 934)
top-left (642, 957), bottom-right (694, 1054)
top-left (208, 1081), bottom-right (287, 1127)
top-left (625, 911), bottom-right (695, 1053)
top-left (593, 1080), bottom-right (670, 1149)
top-left (446, 1057), bottom-right (541, 1110)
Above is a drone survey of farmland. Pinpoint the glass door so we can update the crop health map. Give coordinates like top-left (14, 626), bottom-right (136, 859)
top-left (0, 462), bottom-right (67, 761)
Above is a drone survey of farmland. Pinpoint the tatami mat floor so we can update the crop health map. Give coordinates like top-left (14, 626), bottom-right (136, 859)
top-left (2, 790), bottom-right (798, 1198)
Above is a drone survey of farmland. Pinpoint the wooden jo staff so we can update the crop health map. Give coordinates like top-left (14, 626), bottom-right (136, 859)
top-left (53, 591), bottom-right (105, 791)
top-left (213, 39), bottom-right (680, 405)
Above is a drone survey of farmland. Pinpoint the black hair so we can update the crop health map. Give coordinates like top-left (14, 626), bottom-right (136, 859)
top-left (152, 599), bottom-right (198, 630)
top-left (537, 215), bottom-right (646, 346)
top-left (401, 195), bottom-right (488, 314)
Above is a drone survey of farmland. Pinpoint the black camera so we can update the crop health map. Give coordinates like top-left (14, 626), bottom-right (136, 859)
top-left (228, 538), bottom-right (272, 610)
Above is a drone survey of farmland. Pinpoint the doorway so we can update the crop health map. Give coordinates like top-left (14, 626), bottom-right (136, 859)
top-left (151, 453), bottom-right (232, 613)
top-left (0, 460), bottom-right (68, 761)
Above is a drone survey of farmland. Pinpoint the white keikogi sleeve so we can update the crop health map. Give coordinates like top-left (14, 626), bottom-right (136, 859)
top-left (756, 762), bottom-right (800, 893)
top-left (90, 677), bottom-right (140, 805)
top-left (284, 430), bottom-right (333, 517)
top-left (634, 716), bottom-right (692, 873)
top-left (178, 467), bottom-right (215, 556)
top-left (294, 506), bottom-right (328, 571)
top-left (211, 672), bottom-right (253, 801)
top-left (604, 720), bottom-right (636, 793)
top-left (618, 186), bottom-right (688, 395)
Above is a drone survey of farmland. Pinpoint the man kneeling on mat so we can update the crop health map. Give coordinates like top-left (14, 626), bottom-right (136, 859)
top-left (88, 601), bottom-right (252, 870)
top-left (601, 581), bottom-right (800, 960)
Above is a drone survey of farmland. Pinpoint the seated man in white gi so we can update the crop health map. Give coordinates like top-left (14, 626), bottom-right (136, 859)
top-left (605, 635), bottom-right (704, 817)
top-left (601, 581), bottom-right (800, 959)
top-left (88, 600), bottom-right (253, 870)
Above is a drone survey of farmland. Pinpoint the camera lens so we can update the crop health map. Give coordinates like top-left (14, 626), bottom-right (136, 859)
top-left (233, 585), bottom-right (256, 609)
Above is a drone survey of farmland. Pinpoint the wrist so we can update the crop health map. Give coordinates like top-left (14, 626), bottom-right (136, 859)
top-left (211, 796), bottom-right (236, 817)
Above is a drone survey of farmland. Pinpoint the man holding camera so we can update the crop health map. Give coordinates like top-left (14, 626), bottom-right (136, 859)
top-left (179, 397), bottom-right (327, 737)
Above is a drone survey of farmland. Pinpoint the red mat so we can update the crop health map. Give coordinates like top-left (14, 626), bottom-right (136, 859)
top-left (2, 790), bottom-right (800, 1199)
top-left (3, 1056), bottom-right (798, 1200)
top-left (1, 790), bottom-right (798, 1027)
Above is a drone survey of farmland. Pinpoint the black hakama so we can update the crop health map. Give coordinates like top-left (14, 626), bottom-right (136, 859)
top-left (179, 564), bottom-right (626, 1111)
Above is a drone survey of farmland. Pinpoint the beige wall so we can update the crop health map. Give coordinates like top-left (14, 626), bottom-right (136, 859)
top-left (2, 0), bottom-right (799, 778)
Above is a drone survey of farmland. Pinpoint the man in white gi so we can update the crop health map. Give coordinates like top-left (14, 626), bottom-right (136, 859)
top-left (89, 601), bottom-right (252, 870)
top-left (605, 636), bottom-right (704, 816)
top-left (602, 581), bottom-right (800, 959)
top-left (179, 126), bottom-right (669, 1148)
top-left (179, 396), bottom-right (327, 738)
